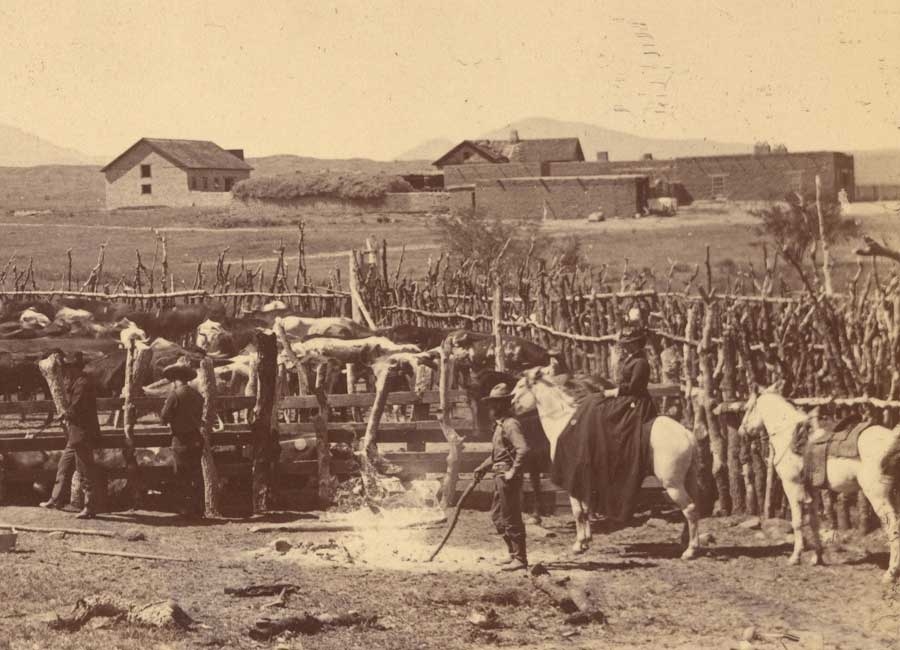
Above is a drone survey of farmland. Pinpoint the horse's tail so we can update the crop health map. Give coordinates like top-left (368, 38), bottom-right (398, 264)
top-left (880, 432), bottom-right (900, 483)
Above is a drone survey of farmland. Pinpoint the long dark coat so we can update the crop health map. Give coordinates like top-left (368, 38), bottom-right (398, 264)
top-left (551, 352), bottom-right (657, 521)
top-left (64, 372), bottom-right (101, 446)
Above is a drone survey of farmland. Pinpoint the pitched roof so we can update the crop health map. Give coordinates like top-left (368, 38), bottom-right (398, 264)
top-left (101, 138), bottom-right (252, 172)
top-left (433, 137), bottom-right (584, 167)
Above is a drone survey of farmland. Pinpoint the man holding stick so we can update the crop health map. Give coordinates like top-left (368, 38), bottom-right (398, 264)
top-left (473, 383), bottom-right (531, 572)
top-left (159, 361), bottom-right (205, 519)
top-left (40, 350), bottom-right (100, 519)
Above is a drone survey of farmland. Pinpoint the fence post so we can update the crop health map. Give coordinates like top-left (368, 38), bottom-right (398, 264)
top-left (439, 345), bottom-right (463, 509)
top-left (251, 331), bottom-right (278, 514)
top-left (122, 340), bottom-right (153, 509)
top-left (492, 279), bottom-right (506, 372)
top-left (198, 356), bottom-right (223, 518)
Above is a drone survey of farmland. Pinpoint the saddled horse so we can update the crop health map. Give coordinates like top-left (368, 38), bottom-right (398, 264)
top-left (511, 360), bottom-right (701, 559)
top-left (737, 386), bottom-right (900, 582)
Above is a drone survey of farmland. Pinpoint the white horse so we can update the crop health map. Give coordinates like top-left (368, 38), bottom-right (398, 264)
top-left (511, 361), bottom-right (701, 559)
top-left (737, 387), bottom-right (900, 582)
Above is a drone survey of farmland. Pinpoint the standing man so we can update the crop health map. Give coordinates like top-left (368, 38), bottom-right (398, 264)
top-left (41, 350), bottom-right (100, 519)
top-left (473, 383), bottom-right (530, 572)
top-left (159, 361), bottom-right (205, 519)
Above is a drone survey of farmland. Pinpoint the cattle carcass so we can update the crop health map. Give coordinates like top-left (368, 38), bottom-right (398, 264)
top-left (113, 302), bottom-right (227, 343)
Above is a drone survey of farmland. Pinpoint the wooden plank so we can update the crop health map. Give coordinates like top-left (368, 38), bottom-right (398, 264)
top-left (0, 427), bottom-right (253, 452)
top-left (277, 390), bottom-right (468, 410)
top-left (276, 419), bottom-right (471, 436)
top-left (0, 395), bottom-right (256, 416)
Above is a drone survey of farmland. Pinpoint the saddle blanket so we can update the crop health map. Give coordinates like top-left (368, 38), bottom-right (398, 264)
top-left (800, 418), bottom-right (871, 489)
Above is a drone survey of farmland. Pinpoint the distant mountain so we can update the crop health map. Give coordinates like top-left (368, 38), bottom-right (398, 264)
top-left (395, 138), bottom-right (455, 162)
top-left (0, 124), bottom-right (102, 166)
top-left (478, 117), bottom-right (751, 161)
top-left (248, 154), bottom-right (432, 177)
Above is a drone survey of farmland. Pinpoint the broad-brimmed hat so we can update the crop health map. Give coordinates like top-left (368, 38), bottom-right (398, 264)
top-left (482, 382), bottom-right (514, 404)
top-left (162, 362), bottom-right (197, 382)
top-left (40, 348), bottom-right (66, 361)
top-left (39, 348), bottom-right (84, 367)
top-left (619, 326), bottom-right (647, 347)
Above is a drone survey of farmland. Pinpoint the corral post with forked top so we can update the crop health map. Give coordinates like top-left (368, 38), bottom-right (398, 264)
top-left (197, 356), bottom-right (222, 518)
top-left (122, 340), bottom-right (153, 508)
top-left (251, 331), bottom-right (278, 514)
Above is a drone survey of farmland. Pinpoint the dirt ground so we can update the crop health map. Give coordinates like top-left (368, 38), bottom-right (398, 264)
top-left (1, 502), bottom-right (898, 650)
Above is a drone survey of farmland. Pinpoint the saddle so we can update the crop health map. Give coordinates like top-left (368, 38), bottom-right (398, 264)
top-left (795, 416), bottom-right (871, 489)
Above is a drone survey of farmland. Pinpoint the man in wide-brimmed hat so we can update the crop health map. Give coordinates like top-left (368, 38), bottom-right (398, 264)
top-left (473, 382), bottom-right (531, 571)
top-left (159, 359), bottom-right (205, 518)
top-left (39, 349), bottom-right (100, 519)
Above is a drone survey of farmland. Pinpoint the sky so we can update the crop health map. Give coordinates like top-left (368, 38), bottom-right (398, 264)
top-left (1, 0), bottom-right (898, 160)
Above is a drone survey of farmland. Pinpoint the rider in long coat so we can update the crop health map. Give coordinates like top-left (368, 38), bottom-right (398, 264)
top-left (607, 326), bottom-right (658, 441)
top-left (551, 325), bottom-right (658, 522)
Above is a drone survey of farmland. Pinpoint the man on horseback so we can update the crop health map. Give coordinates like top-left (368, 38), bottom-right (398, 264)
top-left (473, 383), bottom-right (531, 572)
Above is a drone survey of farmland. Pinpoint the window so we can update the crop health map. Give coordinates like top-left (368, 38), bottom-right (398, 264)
top-left (786, 171), bottom-right (803, 194)
top-left (224, 177), bottom-right (234, 191)
top-left (141, 184), bottom-right (152, 195)
top-left (213, 177), bottom-right (221, 190)
top-left (202, 177), bottom-right (208, 190)
top-left (140, 164), bottom-right (151, 178)
top-left (190, 176), bottom-right (197, 190)
top-left (710, 174), bottom-right (727, 197)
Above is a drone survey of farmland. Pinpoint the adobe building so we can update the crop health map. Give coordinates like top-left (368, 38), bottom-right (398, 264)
top-left (437, 132), bottom-right (647, 219)
top-left (549, 148), bottom-right (855, 203)
top-left (671, 150), bottom-right (855, 202)
top-left (102, 138), bottom-right (252, 209)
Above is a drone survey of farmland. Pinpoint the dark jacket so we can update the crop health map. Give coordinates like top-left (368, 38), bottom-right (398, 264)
top-left (617, 353), bottom-right (653, 399)
top-left (160, 384), bottom-right (204, 449)
top-left (486, 417), bottom-right (530, 476)
top-left (63, 371), bottom-right (101, 446)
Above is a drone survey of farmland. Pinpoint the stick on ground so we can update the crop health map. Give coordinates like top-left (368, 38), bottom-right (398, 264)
top-left (0, 524), bottom-right (116, 538)
top-left (70, 547), bottom-right (191, 562)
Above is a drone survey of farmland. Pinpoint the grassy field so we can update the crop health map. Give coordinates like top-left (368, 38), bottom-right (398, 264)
top-left (0, 201), bottom-right (897, 293)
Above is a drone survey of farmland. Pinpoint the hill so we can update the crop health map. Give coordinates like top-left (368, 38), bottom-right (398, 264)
top-left (480, 117), bottom-right (752, 161)
top-left (395, 138), bottom-right (456, 162)
top-left (0, 124), bottom-right (101, 166)
top-left (401, 116), bottom-right (752, 163)
top-left (0, 165), bottom-right (104, 210)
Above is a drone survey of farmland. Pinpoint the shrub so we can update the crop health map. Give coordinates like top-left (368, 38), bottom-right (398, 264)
top-left (232, 171), bottom-right (413, 202)
top-left (432, 209), bottom-right (543, 276)
top-left (751, 199), bottom-right (858, 263)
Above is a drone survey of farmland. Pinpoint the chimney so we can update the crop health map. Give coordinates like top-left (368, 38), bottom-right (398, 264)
top-left (642, 153), bottom-right (653, 160)
top-left (227, 149), bottom-right (245, 161)
top-left (596, 151), bottom-right (609, 162)
top-left (509, 129), bottom-right (520, 143)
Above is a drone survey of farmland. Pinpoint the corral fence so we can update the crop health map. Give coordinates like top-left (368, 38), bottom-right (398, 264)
top-left (2, 234), bottom-right (900, 531)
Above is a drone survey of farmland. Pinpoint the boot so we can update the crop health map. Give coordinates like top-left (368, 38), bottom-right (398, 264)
top-left (500, 536), bottom-right (527, 572)
top-left (495, 535), bottom-right (516, 565)
top-left (499, 559), bottom-right (528, 572)
top-left (75, 508), bottom-right (96, 520)
top-left (39, 499), bottom-right (61, 509)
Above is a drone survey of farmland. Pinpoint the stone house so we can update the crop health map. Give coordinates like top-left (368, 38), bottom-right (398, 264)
top-left (101, 138), bottom-right (252, 209)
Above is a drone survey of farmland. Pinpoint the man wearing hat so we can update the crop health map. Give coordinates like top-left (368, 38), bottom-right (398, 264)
top-left (40, 349), bottom-right (100, 519)
top-left (473, 383), bottom-right (531, 571)
top-left (159, 360), bottom-right (205, 518)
